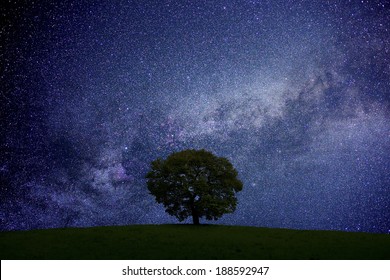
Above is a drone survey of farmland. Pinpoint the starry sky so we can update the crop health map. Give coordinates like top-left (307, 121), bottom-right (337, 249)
top-left (1, 0), bottom-right (389, 233)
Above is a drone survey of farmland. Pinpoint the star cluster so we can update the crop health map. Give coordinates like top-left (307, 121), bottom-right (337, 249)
top-left (1, 0), bottom-right (389, 232)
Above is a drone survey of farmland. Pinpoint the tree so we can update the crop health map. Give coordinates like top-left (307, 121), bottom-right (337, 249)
top-left (146, 149), bottom-right (243, 225)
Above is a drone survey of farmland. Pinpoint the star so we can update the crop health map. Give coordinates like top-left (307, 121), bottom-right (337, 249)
top-left (1, 0), bottom-right (389, 233)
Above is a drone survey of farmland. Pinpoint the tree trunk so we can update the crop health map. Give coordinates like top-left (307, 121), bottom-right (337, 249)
top-left (192, 212), bottom-right (200, 225)
top-left (190, 196), bottom-right (199, 225)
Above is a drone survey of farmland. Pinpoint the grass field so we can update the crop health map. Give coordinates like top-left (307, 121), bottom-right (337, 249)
top-left (0, 224), bottom-right (389, 259)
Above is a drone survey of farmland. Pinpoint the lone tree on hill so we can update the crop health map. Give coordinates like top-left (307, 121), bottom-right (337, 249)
top-left (146, 149), bottom-right (243, 225)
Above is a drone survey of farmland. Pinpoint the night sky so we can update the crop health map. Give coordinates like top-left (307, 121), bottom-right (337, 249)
top-left (1, 0), bottom-right (389, 233)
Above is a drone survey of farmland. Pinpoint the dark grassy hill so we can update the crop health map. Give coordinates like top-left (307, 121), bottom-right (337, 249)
top-left (0, 225), bottom-right (389, 259)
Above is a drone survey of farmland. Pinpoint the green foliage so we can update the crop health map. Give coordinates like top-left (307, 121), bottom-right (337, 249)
top-left (146, 149), bottom-right (243, 224)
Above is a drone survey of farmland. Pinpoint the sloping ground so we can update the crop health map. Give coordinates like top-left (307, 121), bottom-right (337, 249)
top-left (0, 225), bottom-right (389, 259)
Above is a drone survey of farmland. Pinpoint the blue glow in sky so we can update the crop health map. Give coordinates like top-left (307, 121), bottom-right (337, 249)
top-left (1, 0), bottom-right (389, 232)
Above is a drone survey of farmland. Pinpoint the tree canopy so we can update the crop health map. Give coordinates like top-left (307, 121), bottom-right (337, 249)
top-left (146, 149), bottom-right (243, 224)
